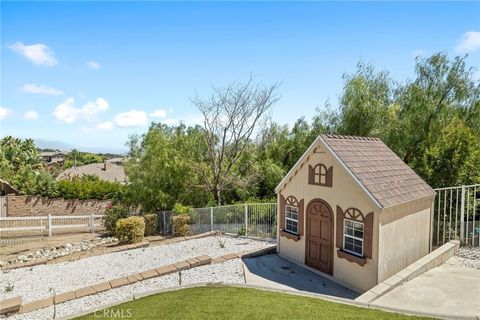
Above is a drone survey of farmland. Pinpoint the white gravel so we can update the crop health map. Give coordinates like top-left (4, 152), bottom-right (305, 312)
top-left (7, 259), bottom-right (245, 320)
top-left (445, 246), bottom-right (480, 270)
top-left (181, 259), bottom-right (244, 285)
top-left (0, 236), bottom-right (271, 304)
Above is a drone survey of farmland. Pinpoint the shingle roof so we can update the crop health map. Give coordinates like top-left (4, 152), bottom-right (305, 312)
top-left (321, 134), bottom-right (436, 208)
top-left (57, 163), bottom-right (126, 184)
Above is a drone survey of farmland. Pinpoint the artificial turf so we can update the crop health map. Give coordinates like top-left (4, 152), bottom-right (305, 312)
top-left (74, 286), bottom-right (432, 320)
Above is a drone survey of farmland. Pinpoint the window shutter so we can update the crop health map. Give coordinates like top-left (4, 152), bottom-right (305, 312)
top-left (280, 195), bottom-right (286, 230)
top-left (298, 199), bottom-right (304, 236)
top-left (363, 212), bottom-right (374, 259)
top-left (336, 205), bottom-right (345, 249)
top-left (308, 165), bottom-right (315, 185)
top-left (326, 166), bottom-right (333, 187)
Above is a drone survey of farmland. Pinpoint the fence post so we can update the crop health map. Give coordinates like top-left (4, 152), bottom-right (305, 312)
top-left (460, 185), bottom-right (466, 243)
top-left (90, 213), bottom-right (94, 233)
top-left (244, 204), bottom-right (248, 238)
top-left (163, 212), bottom-right (166, 235)
top-left (210, 207), bottom-right (214, 231)
top-left (48, 214), bottom-right (52, 237)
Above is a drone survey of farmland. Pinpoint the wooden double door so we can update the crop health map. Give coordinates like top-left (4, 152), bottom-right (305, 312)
top-left (305, 199), bottom-right (333, 275)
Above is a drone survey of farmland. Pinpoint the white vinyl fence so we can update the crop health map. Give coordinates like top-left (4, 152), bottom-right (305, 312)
top-left (433, 184), bottom-right (479, 247)
top-left (158, 203), bottom-right (277, 239)
top-left (0, 214), bottom-right (105, 246)
top-left (0, 196), bottom-right (6, 218)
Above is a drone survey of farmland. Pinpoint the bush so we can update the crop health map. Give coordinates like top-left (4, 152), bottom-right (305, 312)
top-left (173, 214), bottom-right (190, 237)
top-left (116, 216), bottom-right (145, 244)
top-left (172, 203), bottom-right (193, 216)
top-left (104, 204), bottom-right (129, 236)
top-left (143, 214), bottom-right (158, 236)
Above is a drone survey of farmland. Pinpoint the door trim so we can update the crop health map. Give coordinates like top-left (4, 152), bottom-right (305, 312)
top-left (305, 198), bottom-right (334, 275)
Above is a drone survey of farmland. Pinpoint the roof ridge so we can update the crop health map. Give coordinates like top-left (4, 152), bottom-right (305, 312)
top-left (321, 134), bottom-right (380, 141)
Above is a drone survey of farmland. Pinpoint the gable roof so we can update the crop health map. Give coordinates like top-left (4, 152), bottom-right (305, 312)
top-left (57, 163), bottom-right (126, 184)
top-left (0, 178), bottom-right (20, 195)
top-left (275, 134), bottom-right (436, 209)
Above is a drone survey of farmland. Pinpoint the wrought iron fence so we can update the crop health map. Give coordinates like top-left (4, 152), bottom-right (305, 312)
top-left (433, 184), bottom-right (479, 247)
top-left (158, 203), bottom-right (277, 239)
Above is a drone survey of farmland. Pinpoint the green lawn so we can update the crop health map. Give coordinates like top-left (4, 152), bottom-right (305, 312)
top-left (75, 286), bottom-right (432, 320)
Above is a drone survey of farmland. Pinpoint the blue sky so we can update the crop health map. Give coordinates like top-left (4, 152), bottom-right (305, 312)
top-left (1, 1), bottom-right (479, 153)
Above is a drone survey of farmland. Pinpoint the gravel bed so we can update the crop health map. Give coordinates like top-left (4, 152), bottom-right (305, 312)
top-left (7, 274), bottom-right (179, 320)
top-left (181, 259), bottom-right (244, 285)
top-left (0, 236), bottom-right (271, 303)
top-left (7, 259), bottom-right (245, 320)
top-left (446, 246), bottom-right (480, 270)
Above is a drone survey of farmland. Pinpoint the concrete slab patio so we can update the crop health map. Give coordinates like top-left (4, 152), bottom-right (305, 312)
top-left (242, 254), bottom-right (358, 299)
top-left (372, 257), bottom-right (480, 317)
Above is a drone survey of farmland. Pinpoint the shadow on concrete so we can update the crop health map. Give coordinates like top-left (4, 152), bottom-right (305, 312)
top-left (243, 254), bottom-right (359, 299)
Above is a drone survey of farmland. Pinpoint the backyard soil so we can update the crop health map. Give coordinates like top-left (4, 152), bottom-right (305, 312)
top-left (0, 233), bottom-right (168, 267)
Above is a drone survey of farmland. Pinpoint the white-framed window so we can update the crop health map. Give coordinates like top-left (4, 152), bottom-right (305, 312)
top-left (285, 205), bottom-right (298, 234)
top-left (343, 219), bottom-right (364, 257)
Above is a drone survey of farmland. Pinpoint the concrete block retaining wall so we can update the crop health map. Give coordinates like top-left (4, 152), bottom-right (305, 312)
top-left (6, 195), bottom-right (110, 217)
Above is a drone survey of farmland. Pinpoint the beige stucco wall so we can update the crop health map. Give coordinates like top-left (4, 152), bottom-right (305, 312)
top-left (377, 197), bottom-right (433, 282)
top-left (277, 140), bottom-right (381, 292)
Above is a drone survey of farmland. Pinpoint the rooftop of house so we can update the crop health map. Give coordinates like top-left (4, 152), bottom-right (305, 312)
top-left (56, 162), bottom-right (126, 184)
top-left (38, 151), bottom-right (67, 157)
top-left (106, 157), bottom-right (125, 164)
top-left (320, 134), bottom-right (436, 208)
top-left (0, 178), bottom-right (20, 195)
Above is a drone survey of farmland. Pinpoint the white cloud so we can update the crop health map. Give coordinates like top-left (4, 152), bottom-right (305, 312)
top-left (455, 31), bottom-right (480, 54)
top-left (53, 97), bottom-right (109, 124)
top-left (85, 61), bottom-right (101, 70)
top-left (23, 110), bottom-right (39, 120)
top-left (149, 109), bottom-right (167, 118)
top-left (113, 110), bottom-right (148, 127)
top-left (22, 84), bottom-right (63, 95)
top-left (8, 42), bottom-right (57, 66)
top-left (96, 121), bottom-right (113, 131)
top-left (161, 115), bottom-right (203, 127)
top-left (0, 107), bottom-right (12, 120)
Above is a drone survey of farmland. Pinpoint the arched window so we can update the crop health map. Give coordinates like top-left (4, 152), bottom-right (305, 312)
top-left (285, 196), bottom-right (299, 234)
top-left (343, 208), bottom-right (365, 257)
top-left (308, 164), bottom-right (333, 187)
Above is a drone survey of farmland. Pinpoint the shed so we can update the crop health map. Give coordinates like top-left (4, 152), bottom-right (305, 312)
top-left (275, 134), bottom-right (436, 292)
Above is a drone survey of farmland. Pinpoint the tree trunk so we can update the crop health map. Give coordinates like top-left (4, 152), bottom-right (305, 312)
top-left (213, 187), bottom-right (222, 206)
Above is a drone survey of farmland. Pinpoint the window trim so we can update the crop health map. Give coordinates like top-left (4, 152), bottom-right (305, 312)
top-left (285, 204), bottom-right (299, 235)
top-left (343, 219), bottom-right (364, 257)
top-left (314, 164), bottom-right (328, 185)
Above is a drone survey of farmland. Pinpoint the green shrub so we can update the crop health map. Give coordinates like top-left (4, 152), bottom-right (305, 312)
top-left (104, 204), bottom-right (129, 236)
top-left (172, 203), bottom-right (193, 216)
top-left (143, 213), bottom-right (158, 236)
top-left (172, 214), bottom-right (190, 237)
top-left (116, 216), bottom-right (145, 244)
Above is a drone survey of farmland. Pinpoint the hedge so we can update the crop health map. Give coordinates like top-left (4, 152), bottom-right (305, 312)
top-left (116, 216), bottom-right (145, 244)
top-left (143, 214), bottom-right (158, 236)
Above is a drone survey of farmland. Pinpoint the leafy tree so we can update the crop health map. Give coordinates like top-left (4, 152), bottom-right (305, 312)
top-left (337, 62), bottom-right (393, 136)
top-left (424, 119), bottom-right (480, 187)
top-left (124, 124), bottom-right (212, 212)
top-left (63, 149), bottom-right (105, 168)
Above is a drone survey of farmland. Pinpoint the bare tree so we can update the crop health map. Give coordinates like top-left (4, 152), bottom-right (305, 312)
top-left (192, 78), bottom-right (280, 205)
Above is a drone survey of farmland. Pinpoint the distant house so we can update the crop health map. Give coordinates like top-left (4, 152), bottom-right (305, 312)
top-left (105, 157), bottom-right (125, 165)
top-left (57, 163), bottom-right (126, 184)
top-left (38, 151), bottom-right (67, 165)
top-left (0, 178), bottom-right (20, 196)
